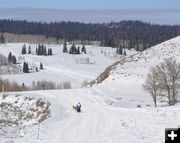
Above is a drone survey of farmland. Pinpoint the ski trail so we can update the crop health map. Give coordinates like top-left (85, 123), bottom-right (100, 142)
top-left (47, 66), bottom-right (95, 81)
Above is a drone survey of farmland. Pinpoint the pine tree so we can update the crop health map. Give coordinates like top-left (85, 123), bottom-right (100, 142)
top-left (81, 45), bottom-right (86, 54)
top-left (77, 46), bottom-right (80, 54)
top-left (40, 63), bottom-right (43, 70)
top-left (8, 52), bottom-right (12, 63)
top-left (69, 43), bottom-right (77, 54)
top-left (63, 42), bottom-right (68, 53)
top-left (22, 83), bottom-right (25, 89)
top-left (21, 45), bottom-right (26, 54)
top-left (11, 55), bottom-right (17, 64)
top-left (23, 62), bottom-right (29, 73)
top-left (48, 48), bottom-right (52, 55)
top-left (28, 45), bottom-right (31, 54)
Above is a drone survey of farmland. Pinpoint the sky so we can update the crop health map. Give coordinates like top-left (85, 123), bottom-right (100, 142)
top-left (0, 0), bottom-right (180, 24)
top-left (0, 0), bottom-right (180, 9)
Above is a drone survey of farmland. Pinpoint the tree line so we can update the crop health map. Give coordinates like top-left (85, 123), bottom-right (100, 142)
top-left (0, 20), bottom-right (180, 50)
top-left (63, 42), bottom-right (87, 54)
top-left (21, 44), bottom-right (53, 56)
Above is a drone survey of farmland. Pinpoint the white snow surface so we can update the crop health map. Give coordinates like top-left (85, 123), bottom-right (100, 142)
top-left (0, 37), bottom-right (180, 143)
top-left (93, 36), bottom-right (180, 107)
top-left (0, 43), bottom-right (120, 88)
top-left (1, 89), bottom-right (180, 143)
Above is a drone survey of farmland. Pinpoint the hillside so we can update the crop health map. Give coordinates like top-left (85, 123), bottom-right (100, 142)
top-left (0, 37), bottom-right (180, 143)
top-left (90, 36), bottom-right (180, 107)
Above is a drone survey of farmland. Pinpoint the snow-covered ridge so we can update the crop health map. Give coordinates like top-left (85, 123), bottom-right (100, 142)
top-left (92, 36), bottom-right (180, 85)
top-left (111, 36), bottom-right (180, 80)
top-left (90, 36), bottom-right (180, 107)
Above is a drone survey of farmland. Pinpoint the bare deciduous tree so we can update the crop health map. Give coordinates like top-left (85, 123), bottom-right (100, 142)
top-left (143, 68), bottom-right (160, 107)
top-left (144, 58), bottom-right (180, 106)
top-left (156, 58), bottom-right (180, 105)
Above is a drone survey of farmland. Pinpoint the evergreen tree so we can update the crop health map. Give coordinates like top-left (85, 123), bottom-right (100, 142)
top-left (69, 43), bottom-right (77, 54)
top-left (23, 62), bottom-right (29, 73)
top-left (21, 45), bottom-right (26, 54)
top-left (81, 44), bottom-right (86, 54)
top-left (48, 48), bottom-right (53, 55)
top-left (40, 63), bottom-right (43, 70)
top-left (8, 52), bottom-right (12, 63)
top-left (36, 44), bottom-right (52, 56)
top-left (63, 42), bottom-right (68, 53)
top-left (28, 45), bottom-right (31, 54)
top-left (22, 82), bottom-right (25, 89)
top-left (11, 55), bottom-right (17, 64)
top-left (77, 46), bottom-right (80, 54)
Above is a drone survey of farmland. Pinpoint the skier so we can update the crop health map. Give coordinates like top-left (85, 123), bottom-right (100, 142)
top-left (76, 102), bottom-right (81, 112)
top-left (73, 102), bottom-right (81, 112)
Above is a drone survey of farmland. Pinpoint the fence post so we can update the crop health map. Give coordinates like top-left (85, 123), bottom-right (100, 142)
top-left (37, 122), bottom-right (40, 139)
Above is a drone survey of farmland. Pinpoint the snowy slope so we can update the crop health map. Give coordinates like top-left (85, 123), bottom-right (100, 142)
top-left (1, 37), bottom-right (180, 143)
top-left (91, 36), bottom-right (180, 107)
top-left (0, 43), bottom-right (119, 88)
top-left (1, 89), bottom-right (180, 143)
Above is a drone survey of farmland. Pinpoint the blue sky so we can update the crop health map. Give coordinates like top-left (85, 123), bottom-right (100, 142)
top-left (0, 0), bottom-right (180, 9)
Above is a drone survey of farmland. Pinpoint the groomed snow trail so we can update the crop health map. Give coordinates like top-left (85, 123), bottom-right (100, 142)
top-left (10, 89), bottom-right (180, 143)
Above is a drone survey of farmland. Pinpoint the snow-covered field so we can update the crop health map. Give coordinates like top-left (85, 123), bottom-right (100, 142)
top-left (0, 43), bottom-right (121, 88)
top-left (0, 37), bottom-right (180, 143)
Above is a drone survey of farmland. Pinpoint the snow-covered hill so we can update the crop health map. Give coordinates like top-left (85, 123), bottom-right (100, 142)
top-left (91, 36), bottom-right (180, 107)
top-left (1, 37), bottom-right (180, 143)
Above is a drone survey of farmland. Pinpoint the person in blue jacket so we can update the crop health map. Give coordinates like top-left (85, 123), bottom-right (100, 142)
top-left (76, 102), bottom-right (81, 112)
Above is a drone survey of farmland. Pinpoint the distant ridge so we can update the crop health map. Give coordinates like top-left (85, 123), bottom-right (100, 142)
top-left (0, 8), bottom-right (180, 24)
